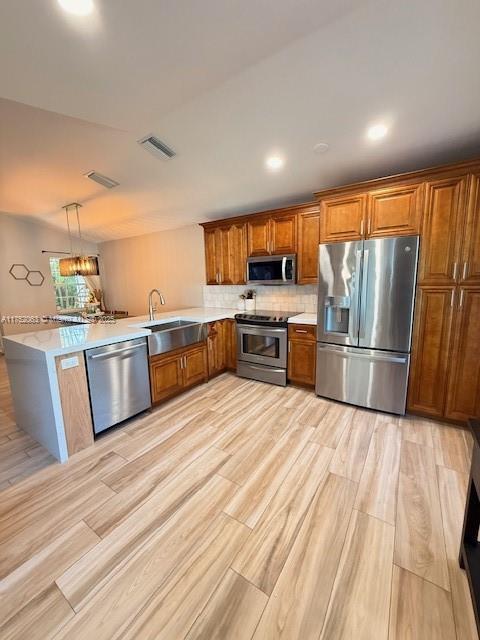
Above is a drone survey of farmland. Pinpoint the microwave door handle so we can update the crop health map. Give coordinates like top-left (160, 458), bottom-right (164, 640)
top-left (281, 256), bottom-right (287, 282)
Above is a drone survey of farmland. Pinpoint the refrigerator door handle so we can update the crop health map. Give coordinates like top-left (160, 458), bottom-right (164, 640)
top-left (349, 249), bottom-right (362, 343)
top-left (358, 248), bottom-right (369, 338)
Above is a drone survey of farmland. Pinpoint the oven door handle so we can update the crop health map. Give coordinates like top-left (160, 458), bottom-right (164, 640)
top-left (282, 256), bottom-right (287, 282)
top-left (237, 325), bottom-right (287, 334)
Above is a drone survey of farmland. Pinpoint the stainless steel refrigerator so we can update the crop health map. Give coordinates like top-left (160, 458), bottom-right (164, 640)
top-left (316, 235), bottom-right (419, 415)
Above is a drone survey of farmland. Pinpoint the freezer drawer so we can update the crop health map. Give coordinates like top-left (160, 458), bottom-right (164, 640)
top-left (315, 343), bottom-right (410, 415)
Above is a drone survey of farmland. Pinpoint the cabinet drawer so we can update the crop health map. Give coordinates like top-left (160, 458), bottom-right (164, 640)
top-left (288, 324), bottom-right (316, 341)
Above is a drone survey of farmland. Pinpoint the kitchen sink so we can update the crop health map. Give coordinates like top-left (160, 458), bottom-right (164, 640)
top-left (147, 320), bottom-right (207, 356)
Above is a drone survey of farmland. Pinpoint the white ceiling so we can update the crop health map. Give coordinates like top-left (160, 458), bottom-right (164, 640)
top-left (1, 0), bottom-right (480, 241)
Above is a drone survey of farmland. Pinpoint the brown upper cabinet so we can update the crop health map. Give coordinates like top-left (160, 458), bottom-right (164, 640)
top-left (297, 205), bottom-right (321, 284)
top-left (247, 210), bottom-right (297, 256)
top-left (320, 194), bottom-right (366, 243)
top-left (318, 183), bottom-right (423, 244)
top-left (367, 183), bottom-right (423, 238)
top-left (417, 176), bottom-right (468, 286)
top-left (460, 172), bottom-right (480, 285)
top-left (203, 222), bottom-right (247, 285)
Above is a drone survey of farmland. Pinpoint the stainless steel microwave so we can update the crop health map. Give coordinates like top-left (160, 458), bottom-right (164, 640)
top-left (246, 254), bottom-right (296, 285)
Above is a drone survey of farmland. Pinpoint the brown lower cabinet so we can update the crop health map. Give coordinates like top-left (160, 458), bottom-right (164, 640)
top-left (408, 286), bottom-right (480, 422)
top-left (207, 319), bottom-right (237, 377)
top-left (287, 324), bottom-right (316, 387)
top-left (150, 342), bottom-right (208, 404)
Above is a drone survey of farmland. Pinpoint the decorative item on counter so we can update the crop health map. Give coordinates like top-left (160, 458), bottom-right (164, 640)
top-left (8, 264), bottom-right (45, 286)
top-left (59, 203), bottom-right (99, 276)
top-left (240, 289), bottom-right (256, 312)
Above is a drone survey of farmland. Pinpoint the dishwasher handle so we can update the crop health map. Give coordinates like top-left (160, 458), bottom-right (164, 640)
top-left (87, 343), bottom-right (145, 360)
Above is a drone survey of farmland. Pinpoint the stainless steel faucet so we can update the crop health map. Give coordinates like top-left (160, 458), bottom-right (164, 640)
top-left (148, 289), bottom-right (165, 320)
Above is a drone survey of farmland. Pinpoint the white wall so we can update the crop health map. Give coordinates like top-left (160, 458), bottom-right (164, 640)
top-left (0, 212), bottom-right (98, 336)
top-left (99, 224), bottom-right (205, 316)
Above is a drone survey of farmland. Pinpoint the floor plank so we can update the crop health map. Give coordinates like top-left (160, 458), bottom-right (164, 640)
top-left (329, 409), bottom-right (376, 482)
top-left (395, 440), bottom-right (450, 590)
top-left (433, 423), bottom-right (471, 474)
top-left (355, 417), bottom-right (401, 525)
top-left (253, 473), bottom-right (357, 640)
top-left (185, 568), bottom-right (268, 640)
top-left (232, 443), bottom-right (333, 594)
top-left (320, 509), bottom-right (394, 640)
top-left (309, 401), bottom-right (355, 448)
top-left (223, 424), bottom-right (313, 528)
top-left (437, 465), bottom-right (478, 640)
top-left (389, 565), bottom-right (456, 640)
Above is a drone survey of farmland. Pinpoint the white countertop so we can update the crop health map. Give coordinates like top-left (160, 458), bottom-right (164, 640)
top-left (3, 307), bottom-right (237, 356)
top-left (287, 313), bottom-right (317, 325)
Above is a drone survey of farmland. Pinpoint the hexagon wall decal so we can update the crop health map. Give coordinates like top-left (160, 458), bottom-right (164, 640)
top-left (26, 270), bottom-right (45, 287)
top-left (9, 264), bottom-right (29, 280)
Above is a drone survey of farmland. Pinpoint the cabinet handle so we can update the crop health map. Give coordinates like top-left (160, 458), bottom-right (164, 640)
top-left (288, 341), bottom-right (291, 353)
top-left (462, 262), bottom-right (468, 280)
top-left (360, 219), bottom-right (365, 236)
top-left (450, 290), bottom-right (456, 308)
top-left (295, 329), bottom-right (308, 334)
top-left (459, 290), bottom-right (465, 309)
top-left (452, 262), bottom-right (458, 281)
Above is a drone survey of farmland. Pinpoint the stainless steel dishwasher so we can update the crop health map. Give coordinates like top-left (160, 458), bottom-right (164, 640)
top-left (85, 337), bottom-right (151, 434)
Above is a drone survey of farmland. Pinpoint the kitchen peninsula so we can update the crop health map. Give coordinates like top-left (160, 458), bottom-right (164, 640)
top-left (3, 308), bottom-right (240, 462)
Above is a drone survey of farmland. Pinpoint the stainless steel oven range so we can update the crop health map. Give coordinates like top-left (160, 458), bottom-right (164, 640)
top-left (235, 311), bottom-right (299, 386)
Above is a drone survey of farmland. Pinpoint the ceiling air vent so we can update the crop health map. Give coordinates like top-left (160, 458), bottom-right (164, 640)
top-left (84, 171), bottom-right (119, 189)
top-left (138, 134), bottom-right (176, 160)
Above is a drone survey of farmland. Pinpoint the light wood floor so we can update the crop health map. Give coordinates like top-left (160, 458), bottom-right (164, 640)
top-left (0, 355), bottom-right (477, 639)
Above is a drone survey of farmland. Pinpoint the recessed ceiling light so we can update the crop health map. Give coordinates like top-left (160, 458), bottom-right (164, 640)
top-left (58, 0), bottom-right (94, 16)
top-left (313, 142), bottom-right (329, 154)
top-left (367, 123), bottom-right (388, 141)
top-left (265, 155), bottom-right (285, 171)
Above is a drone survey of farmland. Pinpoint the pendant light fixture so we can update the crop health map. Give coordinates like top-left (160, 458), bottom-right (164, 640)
top-left (59, 203), bottom-right (99, 276)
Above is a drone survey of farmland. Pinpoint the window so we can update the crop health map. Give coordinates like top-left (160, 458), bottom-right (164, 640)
top-left (49, 257), bottom-right (90, 311)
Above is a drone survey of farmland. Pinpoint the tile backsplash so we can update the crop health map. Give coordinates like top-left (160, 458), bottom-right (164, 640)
top-left (203, 285), bottom-right (317, 313)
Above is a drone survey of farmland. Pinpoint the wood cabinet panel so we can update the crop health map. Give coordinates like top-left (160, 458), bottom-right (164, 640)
top-left (247, 217), bottom-right (270, 256)
top-left (150, 353), bottom-right (184, 404)
top-left (367, 183), bottom-right (423, 238)
top-left (289, 323), bottom-right (316, 342)
top-left (225, 319), bottom-right (237, 370)
top-left (445, 289), bottom-right (480, 421)
top-left (183, 345), bottom-right (208, 389)
top-left (204, 228), bottom-right (219, 285)
top-left (298, 209), bottom-right (320, 284)
top-left (55, 352), bottom-right (94, 455)
top-left (460, 173), bottom-right (480, 285)
top-left (288, 339), bottom-right (316, 386)
top-left (407, 288), bottom-right (455, 418)
top-left (207, 320), bottom-right (227, 377)
top-left (271, 213), bottom-right (297, 254)
top-left (418, 176), bottom-right (467, 286)
top-left (320, 194), bottom-right (367, 243)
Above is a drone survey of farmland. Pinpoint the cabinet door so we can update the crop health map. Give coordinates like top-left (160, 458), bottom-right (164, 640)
top-left (150, 354), bottom-right (184, 403)
top-left (228, 223), bottom-right (247, 284)
top-left (460, 173), bottom-right (480, 285)
top-left (225, 319), bottom-right (237, 370)
top-left (298, 209), bottom-right (320, 284)
top-left (247, 217), bottom-right (271, 256)
top-left (418, 176), bottom-right (467, 286)
top-left (204, 228), bottom-right (220, 285)
top-left (367, 183), bottom-right (423, 238)
top-left (407, 287), bottom-right (455, 418)
top-left (270, 213), bottom-right (297, 254)
top-left (445, 289), bottom-right (480, 421)
top-left (207, 321), bottom-right (227, 376)
top-left (288, 339), bottom-right (316, 386)
top-left (320, 194), bottom-right (367, 243)
top-left (183, 345), bottom-right (208, 389)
